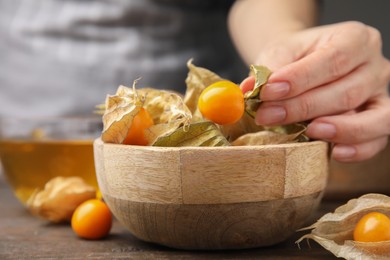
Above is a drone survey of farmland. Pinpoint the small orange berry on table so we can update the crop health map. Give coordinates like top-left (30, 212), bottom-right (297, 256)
top-left (71, 199), bottom-right (112, 240)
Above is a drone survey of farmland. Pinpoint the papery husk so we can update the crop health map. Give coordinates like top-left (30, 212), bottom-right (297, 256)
top-left (151, 121), bottom-right (230, 147)
top-left (102, 83), bottom-right (192, 145)
top-left (27, 176), bottom-right (96, 223)
top-left (101, 84), bottom-right (143, 144)
top-left (183, 59), bottom-right (226, 122)
top-left (297, 193), bottom-right (390, 260)
top-left (244, 65), bottom-right (272, 118)
top-left (267, 124), bottom-right (309, 142)
top-left (232, 124), bottom-right (306, 146)
top-left (139, 88), bottom-right (191, 125)
top-left (140, 87), bottom-right (193, 145)
top-left (218, 112), bottom-right (264, 142)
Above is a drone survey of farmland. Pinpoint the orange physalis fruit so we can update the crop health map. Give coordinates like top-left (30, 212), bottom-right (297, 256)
top-left (353, 211), bottom-right (390, 242)
top-left (123, 107), bottom-right (154, 145)
top-left (71, 199), bottom-right (112, 240)
top-left (198, 80), bottom-right (244, 125)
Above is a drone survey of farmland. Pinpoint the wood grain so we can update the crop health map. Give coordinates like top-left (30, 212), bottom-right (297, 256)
top-left (104, 192), bottom-right (323, 250)
top-left (95, 139), bottom-right (328, 204)
top-left (94, 139), bottom-right (329, 250)
top-left (95, 142), bottom-right (183, 203)
top-left (284, 142), bottom-right (329, 198)
top-left (180, 147), bottom-right (286, 204)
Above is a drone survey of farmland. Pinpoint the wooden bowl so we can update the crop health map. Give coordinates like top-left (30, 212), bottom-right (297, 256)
top-left (94, 138), bottom-right (329, 250)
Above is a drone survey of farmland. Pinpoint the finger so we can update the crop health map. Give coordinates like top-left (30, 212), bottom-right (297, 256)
top-left (239, 76), bottom-right (255, 94)
top-left (255, 63), bottom-right (376, 125)
top-left (306, 97), bottom-right (390, 144)
top-left (331, 136), bottom-right (389, 162)
top-left (262, 22), bottom-right (372, 101)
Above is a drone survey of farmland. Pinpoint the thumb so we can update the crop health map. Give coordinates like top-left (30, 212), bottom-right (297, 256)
top-left (239, 76), bottom-right (255, 94)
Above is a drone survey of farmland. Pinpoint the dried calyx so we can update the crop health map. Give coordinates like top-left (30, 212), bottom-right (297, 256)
top-left (297, 194), bottom-right (390, 259)
top-left (27, 176), bottom-right (96, 223)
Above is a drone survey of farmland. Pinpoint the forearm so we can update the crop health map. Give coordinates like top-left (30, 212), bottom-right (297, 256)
top-left (228, 0), bottom-right (319, 65)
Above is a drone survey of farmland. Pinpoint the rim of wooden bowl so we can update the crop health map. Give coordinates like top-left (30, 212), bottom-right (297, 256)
top-left (94, 138), bottom-right (329, 205)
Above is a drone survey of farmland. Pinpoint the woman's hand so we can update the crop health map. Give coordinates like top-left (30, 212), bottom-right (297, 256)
top-left (240, 22), bottom-right (390, 162)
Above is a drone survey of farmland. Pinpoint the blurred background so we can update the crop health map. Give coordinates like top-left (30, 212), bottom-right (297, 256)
top-left (1, 0), bottom-right (389, 117)
top-left (320, 0), bottom-right (390, 59)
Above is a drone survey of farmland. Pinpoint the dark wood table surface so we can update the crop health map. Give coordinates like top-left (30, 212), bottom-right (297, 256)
top-left (0, 173), bottom-right (343, 260)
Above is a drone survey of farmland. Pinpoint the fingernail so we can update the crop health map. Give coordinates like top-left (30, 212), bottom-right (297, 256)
top-left (307, 122), bottom-right (337, 140)
top-left (256, 106), bottom-right (286, 125)
top-left (262, 82), bottom-right (290, 100)
top-left (240, 76), bottom-right (256, 94)
top-left (333, 145), bottom-right (357, 159)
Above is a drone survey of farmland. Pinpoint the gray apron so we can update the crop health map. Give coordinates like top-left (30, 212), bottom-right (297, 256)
top-left (0, 0), bottom-right (245, 117)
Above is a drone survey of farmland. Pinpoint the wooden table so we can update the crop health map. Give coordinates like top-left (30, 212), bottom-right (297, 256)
top-left (0, 174), bottom-right (342, 260)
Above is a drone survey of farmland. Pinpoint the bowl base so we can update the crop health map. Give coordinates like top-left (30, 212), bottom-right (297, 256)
top-left (104, 192), bottom-right (323, 250)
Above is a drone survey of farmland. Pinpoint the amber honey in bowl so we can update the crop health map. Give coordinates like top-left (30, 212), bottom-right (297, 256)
top-left (0, 117), bottom-right (102, 205)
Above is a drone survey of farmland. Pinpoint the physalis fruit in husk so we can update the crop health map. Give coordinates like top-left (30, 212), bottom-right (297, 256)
top-left (122, 106), bottom-right (153, 145)
top-left (101, 81), bottom-right (154, 145)
top-left (101, 79), bottom-right (196, 146)
top-left (297, 193), bottom-right (390, 259)
top-left (27, 176), bottom-right (96, 223)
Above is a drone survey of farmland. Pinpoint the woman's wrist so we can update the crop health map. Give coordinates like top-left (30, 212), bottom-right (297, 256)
top-left (228, 0), bottom-right (319, 65)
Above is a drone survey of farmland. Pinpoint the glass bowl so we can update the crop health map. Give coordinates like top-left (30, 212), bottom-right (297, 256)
top-left (0, 116), bottom-right (102, 205)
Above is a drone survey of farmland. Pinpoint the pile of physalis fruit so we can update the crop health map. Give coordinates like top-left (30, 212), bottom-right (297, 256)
top-left (99, 60), bottom-right (308, 147)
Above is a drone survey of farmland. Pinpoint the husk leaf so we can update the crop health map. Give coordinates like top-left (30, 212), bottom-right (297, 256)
top-left (297, 193), bottom-right (390, 260)
top-left (219, 113), bottom-right (265, 142)
top-left (232, 124), bottom-right (307, 146)
top-left (183, 59), bottom-right (226, 122)
top-left (26, 176), bottom-right (96, 223)
top-left (102, 83), bottom-right (192, 145)
top-left (101, 84), bottom-right (143, 144)
top-left (244, 65), bottom-right (272, 118)
top-left (138, 88), bottom-right (191, 125)
top-left (152, 121), bottom-right (230, 147)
